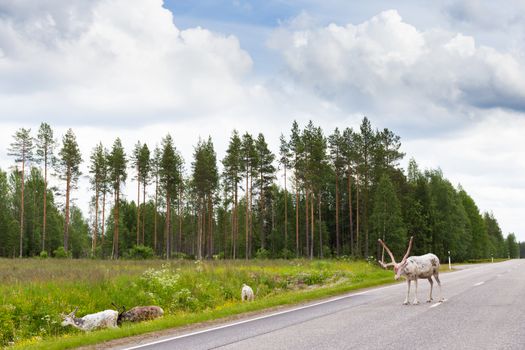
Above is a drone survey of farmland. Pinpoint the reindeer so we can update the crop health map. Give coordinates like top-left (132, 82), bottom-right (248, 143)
top-left (241, 284), bottom-right (254, 302)
top-left (378, 236), bottom-right (444, 305)
top-left (61, 307), bottom-right (118, 331)
top-left (112, 304), bottom-right (164, 324)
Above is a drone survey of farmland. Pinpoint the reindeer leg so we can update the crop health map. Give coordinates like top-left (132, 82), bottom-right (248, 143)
top-left (413, 278), bottom-right (420, 304)
top-left (427, 277), bottom-right (433, 302)
top-left (434, 274), bottom-right (444, 302)
top-left (404, 280), bottom-right (411, 305)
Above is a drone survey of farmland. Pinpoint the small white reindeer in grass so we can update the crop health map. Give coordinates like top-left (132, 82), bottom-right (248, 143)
top-left (378, 236), bottom-right (444, 305)
top-left (61, 307), bottom-right (118, 331)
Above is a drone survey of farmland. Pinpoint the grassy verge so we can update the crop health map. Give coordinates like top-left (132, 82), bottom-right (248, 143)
top-left (1, 258), bottom-right (394, 349)
top-left (19, 274), bottom-right (396, 350)
top-left (4, 258), bottom-right (483, 350)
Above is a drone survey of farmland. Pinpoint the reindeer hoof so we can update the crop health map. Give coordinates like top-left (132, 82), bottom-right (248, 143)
top-left (403, 301), bottom-right (410, 305)
top-left (426, 299), bottom-right (433, 303)
top-left (413, 300), bottom-right (420, 305)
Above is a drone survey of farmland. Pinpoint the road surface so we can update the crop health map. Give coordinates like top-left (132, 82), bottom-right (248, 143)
top-left (117, 260), bottom-right (525, 350)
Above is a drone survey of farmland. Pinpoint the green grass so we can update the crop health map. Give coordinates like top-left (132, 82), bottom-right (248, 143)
top-left (0, 258), bottom-right (416, 349)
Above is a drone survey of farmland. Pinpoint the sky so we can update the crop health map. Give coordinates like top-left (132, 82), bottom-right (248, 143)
top-left (0, 0), bottom-right (524, 241)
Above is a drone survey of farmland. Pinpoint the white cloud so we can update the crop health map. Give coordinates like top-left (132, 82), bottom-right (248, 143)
top-left (269, 9), bottom-right (525, 125)
top-left (0, 0), bottom-right (253, 125)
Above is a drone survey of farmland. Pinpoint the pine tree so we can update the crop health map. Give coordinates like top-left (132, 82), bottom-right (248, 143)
top-left (279, 134), bottom-right (291, 251)
top-left (8, 128), bottom-right (34, 257)
top-left (151, 146), bottom-right (162, 255)
top-left (192, 137), bottom-right (219, 259)
top-left (289, 121), bottom-right (303, 256)
top-left (222, 130), bottom-right (242, 258)
top-left (159, 135), bottom-right (181, 259)
top-left (342, 127), bottom-right (357, 256)
top-left (241, 133), bottom-right (257, 258)
top-left (132, 141), bottom-right (142, 246)
top-left (108, 138), bottom-right (127, 259)
top-left (57, 128), bottom-right (82, 253)
top-left (139, 143), bottom-right (151, 244)
top-left (35, 122), bottom-right (56, 253)
top-left (329, 128), bottom-right (344, 256)
top-left (89, 142), bottom-right (106, 255)
top-left (255, 133), bottom-right (276, 251)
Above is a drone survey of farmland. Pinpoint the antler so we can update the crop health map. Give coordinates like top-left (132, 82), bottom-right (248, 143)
top-left (378, 238), bottom-right (397, 264)
top-left (401, 236), bottom-right (414, 263)
top-left (377, 260), bottom-right (395, 269)
top-left (69, 307), bottom-right (79, 317)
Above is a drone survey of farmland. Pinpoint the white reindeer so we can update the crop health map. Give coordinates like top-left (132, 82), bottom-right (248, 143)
top-left (241, 283), bottom-right (254, 302)
top-left (61, 307), bottom-right (119, 331)
top-left (378, 236), bottom-right (444, 305)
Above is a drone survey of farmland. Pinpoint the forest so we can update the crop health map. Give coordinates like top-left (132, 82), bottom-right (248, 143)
top-left (0, 117), bottom-right (520, 262)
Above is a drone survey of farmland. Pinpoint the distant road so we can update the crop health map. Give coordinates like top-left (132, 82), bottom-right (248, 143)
top-left (118, 260), bottom-right (525, 350)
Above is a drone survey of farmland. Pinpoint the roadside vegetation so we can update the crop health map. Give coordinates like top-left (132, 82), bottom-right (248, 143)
top-left (2, 258), bottom-right (394, 349)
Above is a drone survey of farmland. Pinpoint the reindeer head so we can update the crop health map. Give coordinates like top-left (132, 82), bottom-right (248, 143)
top-left (60, 307), bottom-right (79, 327)
top-left (378, 236), bottom-right (414, 280)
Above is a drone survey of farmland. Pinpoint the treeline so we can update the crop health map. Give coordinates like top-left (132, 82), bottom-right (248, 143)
top-left (0, 118), bottom-right (520, 261)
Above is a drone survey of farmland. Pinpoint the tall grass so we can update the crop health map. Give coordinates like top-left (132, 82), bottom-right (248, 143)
top-left (0, 258), bottom-right (392, 348)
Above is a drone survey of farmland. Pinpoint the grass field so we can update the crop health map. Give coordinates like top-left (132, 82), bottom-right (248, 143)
top-left (0, 258), bottom-right (397, 349)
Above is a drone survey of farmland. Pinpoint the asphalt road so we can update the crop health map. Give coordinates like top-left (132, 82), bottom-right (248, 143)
top-left (120, 260), bottom-right (525, 350)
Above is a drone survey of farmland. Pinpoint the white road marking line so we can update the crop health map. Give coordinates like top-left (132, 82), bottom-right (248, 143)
top-left (473, 281), bottom-right (485, 286)
top-left (430, 303), bottom-right (442, 308)
top-left (121, 290), bottom-right (369, 350)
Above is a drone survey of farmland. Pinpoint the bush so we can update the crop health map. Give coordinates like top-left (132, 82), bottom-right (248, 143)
top-left (53, 246), bottom-right (70, 258)
top-left (255, 248), bottom-right (270, 259)
top-left (280, 248), bottom-right (295, 259)
top-left (322, 246), bottom-right (332, 258)
top-left (172, 252), bottom-right (189, 260)
top-left (39, 250), bottom-right (48, 259)
top-left (125, 245), bottom-right (154, 260)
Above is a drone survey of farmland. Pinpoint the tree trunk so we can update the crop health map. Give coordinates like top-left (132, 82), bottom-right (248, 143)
top-left (295, 178), bottom-right (299, 257)
top-left (249, 169), bottom-right (253, 258)
top-left (348, 169), bottom-right (354, 256)
top-left (165, 191), bottom-right (170, 259)
top-left (335, 171), bottom-right (339, 256)
top-left (101, 190), bottom-right (106, 253)
top-left (154, 174), bottom-right (158, 255)
top-left (260, 170), bottom-right (265, 251)
top-left (42, 150), bottom-right (48, 252)
top-left (113, 186), bottom-right (120, 259)
top-left (245, 169), bottom-right (249, 260)
top-left (198, 197), bottom-right (203, 260)
top-left (310, 191), bottom-right (314, 260)
top-left (364, 170), bottom-right (369, 259)
top-left (356, 170), bottom-right (360, 257)
top-left (284, 166), bottom-right (288, 248)
top-left (208, 194), bottom-right (213, 258)
top-left (136, 166), bottom-right (140, 246)
top-left (319, 192), bottom-right (322, 258)
top-left (305, 189), bottom-right (309, 257)
top-left (234, 184), bottom-right (238, 259)
top-left (64, 168), bottom-right (71, 252)
top-left (142, 181), bottom-right (146, 245)
top-left (19, 158), bottom-right (25, 258)
top-left (178, 185), bottom-right (182, 253)
top-left (93, 180), bottom-right (99, 255)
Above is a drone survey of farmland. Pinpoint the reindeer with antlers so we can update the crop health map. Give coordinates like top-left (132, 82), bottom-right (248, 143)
top-left (378, 236), bottom-right (444, 305)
